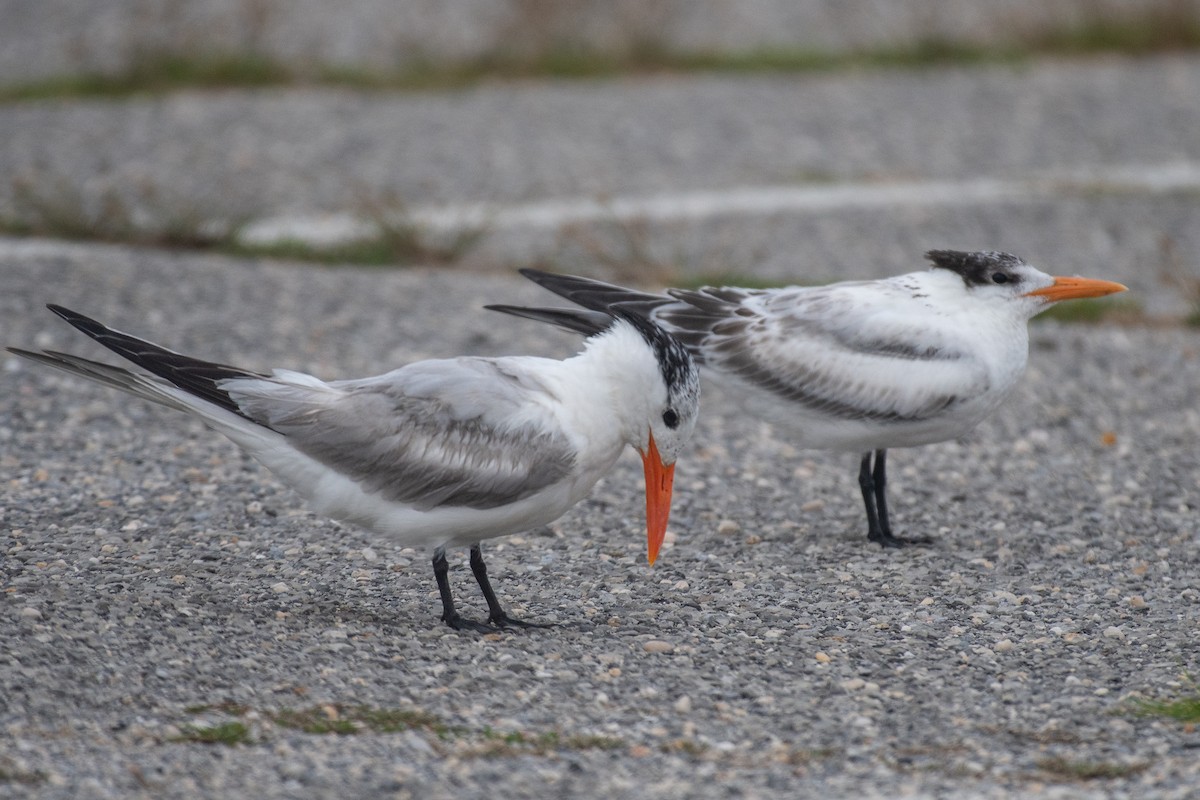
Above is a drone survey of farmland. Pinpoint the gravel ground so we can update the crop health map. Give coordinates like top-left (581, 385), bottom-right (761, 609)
top-left (2, 243), bottom-right (1199, 798)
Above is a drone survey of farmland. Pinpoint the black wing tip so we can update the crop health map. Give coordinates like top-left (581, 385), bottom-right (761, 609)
top-left (486, 304), bottom-right (614, 337)
top-left (516, 267), bottom-right (580, 288)
top-left (44, 303), bottom-right (105, 335)
top-left (483, 303), bottom-right (521, 315)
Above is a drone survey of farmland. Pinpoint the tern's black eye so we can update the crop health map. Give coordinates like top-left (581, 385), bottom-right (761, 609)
top-left (991, 272), bottom-right (1010, 284)
top-left (662, 409), bottom-right (679, 429)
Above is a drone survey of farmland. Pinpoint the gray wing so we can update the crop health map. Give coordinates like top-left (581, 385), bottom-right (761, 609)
top-left (658, 283), bottom-right (989, 423)
top-left (223, 358), bottom-right (577, 511)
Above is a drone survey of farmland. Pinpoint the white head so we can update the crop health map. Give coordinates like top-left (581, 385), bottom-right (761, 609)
top-left (925, 250), bottom-right (1127, 319)
top-left (588, 310), bottom-right (701, 564)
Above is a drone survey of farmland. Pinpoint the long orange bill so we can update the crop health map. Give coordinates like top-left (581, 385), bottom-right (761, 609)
top-left (1024, 276), bottom-right (1128, 303)
top-left (640, 431), bottom-right (676, 566)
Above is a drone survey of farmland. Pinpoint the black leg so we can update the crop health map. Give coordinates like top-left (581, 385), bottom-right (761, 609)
top-left (469, 544), bottom-right (548, 629)
top-left (858, 452), bottom-right (890, 546)
top-left (432, 546), bottom-right (493, 632)
top-left (857, 450), bottom-right (931, 548)
top-left (872, 449), bottom-right (891, 539)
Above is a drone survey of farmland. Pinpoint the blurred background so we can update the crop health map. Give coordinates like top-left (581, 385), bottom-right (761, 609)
top-left (1, 0), bottom-right (1198, 317)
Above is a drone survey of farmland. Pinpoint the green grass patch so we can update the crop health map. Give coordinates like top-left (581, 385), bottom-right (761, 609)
top-left (271, 705), bottom-right (452, 736)
top-left (354, 707), bottom-right (450, 734)
top-left (0, 53), bottom-right (292, 102)
top-left (272, 708), bottom-right (359, 735)
top-left (172, 721), bottom-right (252, 746)
top-left (224, 236), bottom-right (406, 267)
top-left (1, 174), bottom-right (482, 267)
top-left (3, 175), bottom-right (232, 251)
top-left (4, 6), bottom-right (1200, 103)
top-left (1034, 296), bottom-right (1145, 324)
top-left (1035, 756), bottom-right (1149, 781)
top-left (1130, 694), bottom-right (1200, 722)
top-left (170, 701), bottom-right (624, 757)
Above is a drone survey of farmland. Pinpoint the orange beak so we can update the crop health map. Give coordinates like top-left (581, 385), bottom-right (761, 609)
top-left (639, 431), bottom-right (676, 566)
top-left (1024, 276), bottom-right (1128, 303)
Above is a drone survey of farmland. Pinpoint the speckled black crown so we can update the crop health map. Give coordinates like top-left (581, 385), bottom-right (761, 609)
top-left (925, 250), bottom-right (1025, 287)
top-left (612, 308), bottom-right (699, 400)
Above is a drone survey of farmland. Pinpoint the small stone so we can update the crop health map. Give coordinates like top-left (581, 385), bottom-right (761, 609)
top-left (674, 695), bottom-right (692, 714)
top-left (814, 651), bottom-right (831, 663)
top-left (994, 639), bottom-right (1015, 653)
top-left (716, 519), bottom-right (741, 535)
top-left (643, 640), bottom-right (674, 654)
top-left (920, 597), bottom-right (935, 606)
top-left (841, 678), bottom-right (866, 691)
top-left (361, 547), bottom-right (377, 561)
top-left (800, 499), bottom-right (825, 512)
top-left (19, 607), bottom-right (41, 619)
top-left (271, 582), bottom-right (289, 593)
top-left (1128, 595), bottom-right (1148, 609)
top-left (1103, 626), bottom-right (1124, 639)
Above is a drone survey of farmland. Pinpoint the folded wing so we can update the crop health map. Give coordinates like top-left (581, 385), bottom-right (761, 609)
top-left (659, 283), bottom-right (992, 423)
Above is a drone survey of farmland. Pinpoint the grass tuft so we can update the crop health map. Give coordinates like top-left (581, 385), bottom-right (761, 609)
top-left (172, 721), bottom-right (252, 746)
top-left (0, 53), bottom-right (292, 102)
top-left (1129, 695), bottom-right (1200, 723)
top-left (1035, 756), bottom-right (1149, 781)
top-left (225, 237), bottom-right (405, 267)
top-left (272, 708), bottom-right (359, 735)
top-left (1, 174), bottom-right (482, 267)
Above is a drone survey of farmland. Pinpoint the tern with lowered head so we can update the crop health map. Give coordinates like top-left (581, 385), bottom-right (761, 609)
top-left (9, 302), bottom-right (700, 630)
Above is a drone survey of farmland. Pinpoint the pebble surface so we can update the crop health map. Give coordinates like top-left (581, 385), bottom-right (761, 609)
top-left (3, 246), bottom-right (1200, 798)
